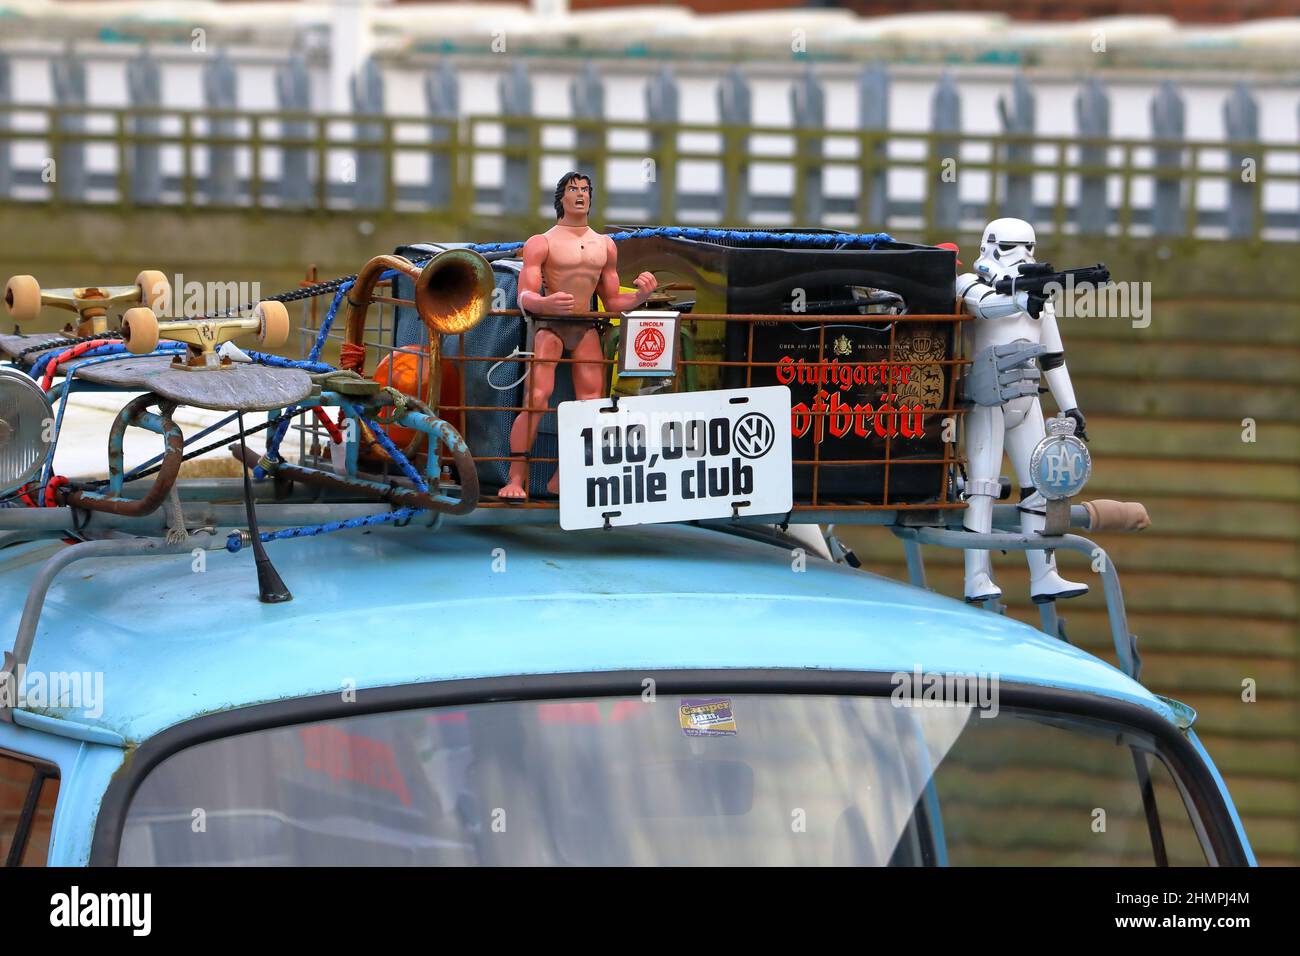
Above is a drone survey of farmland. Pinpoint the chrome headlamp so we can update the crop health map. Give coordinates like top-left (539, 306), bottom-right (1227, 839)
top-left (0, 367), bottom-right (54, 497)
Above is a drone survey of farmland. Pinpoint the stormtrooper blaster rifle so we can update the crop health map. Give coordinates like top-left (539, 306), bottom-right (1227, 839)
top-left (993, 262), bottom-right (1111, 318)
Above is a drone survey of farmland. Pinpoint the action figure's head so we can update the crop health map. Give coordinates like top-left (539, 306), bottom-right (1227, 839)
top-left (553, 171), bottom-right (593, 221)
top-left (975, 217), bottom-right (1036, 279)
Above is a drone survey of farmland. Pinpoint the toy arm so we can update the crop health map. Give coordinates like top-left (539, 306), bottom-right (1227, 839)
top-left (1038, 301), bottom-right (1084, 434)
top-left (596, 236), bottom-right (657, 312)
top-left (957, 273), bottom-right (1026, 321)
top-left (517, 235), bottom-right (555, 313)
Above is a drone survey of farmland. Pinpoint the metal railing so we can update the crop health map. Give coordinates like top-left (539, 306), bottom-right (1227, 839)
top-left (1, 104), bottom-right (1295, 241)
top-left (292, 271), bottom-right (970, 513)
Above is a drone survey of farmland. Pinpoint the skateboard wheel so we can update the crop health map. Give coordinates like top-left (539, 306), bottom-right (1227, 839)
top-left (4, 275), bottom-right (42, 323)
top-left (135, 270), bottom-right (170, 312)
top-left (122, 307), bottom-right (159, 355)
top-left (255, 300), bottom-right (289, 349)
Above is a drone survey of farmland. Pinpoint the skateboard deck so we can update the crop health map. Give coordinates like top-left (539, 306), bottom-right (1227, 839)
top-left (74, 355), bottom-right (313, 411)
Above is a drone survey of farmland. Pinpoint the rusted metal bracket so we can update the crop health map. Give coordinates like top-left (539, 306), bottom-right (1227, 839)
top-left (233, 402), bottom-right (479, 516)
top-left (61, 393), bottom-right (183, 518)
top-left (234, 446), bottom-right (463, 515)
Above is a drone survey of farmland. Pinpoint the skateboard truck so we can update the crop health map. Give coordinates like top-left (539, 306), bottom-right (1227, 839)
top-left (121, 301), bottom-right (291, 369)
top-left (4, 270), bottom-right (170, 338)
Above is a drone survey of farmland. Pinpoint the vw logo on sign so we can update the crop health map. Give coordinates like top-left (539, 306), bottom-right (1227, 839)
top-left (733, 412), bottom-right (776, 459)
top-left (1030, 417), bottom-right (1092, 500)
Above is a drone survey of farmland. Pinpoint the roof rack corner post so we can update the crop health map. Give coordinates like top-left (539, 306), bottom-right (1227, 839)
top-left (902, 535), bottom-right (927, 591)
top-left (0, 533), bottom-right (223, 724)
top-left (896, 526), bottom-right (1139, 680)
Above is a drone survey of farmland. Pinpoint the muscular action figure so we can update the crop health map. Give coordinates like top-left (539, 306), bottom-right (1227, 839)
top-left (499, 171), bottom-right (657, 499)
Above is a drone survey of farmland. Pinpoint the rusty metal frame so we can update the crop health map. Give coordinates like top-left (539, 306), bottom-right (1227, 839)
top-left (61, 393), bottom-right (183, 517)
top-left (297, 271), bottom-right (971, 518)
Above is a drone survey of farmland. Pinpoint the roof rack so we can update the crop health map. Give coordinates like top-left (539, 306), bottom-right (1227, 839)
top-left (0, 232), bottom-right (1151, 725)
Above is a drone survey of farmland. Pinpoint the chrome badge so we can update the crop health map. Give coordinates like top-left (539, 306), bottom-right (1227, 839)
top-left (1030, 416), bottom-right (1091, 500)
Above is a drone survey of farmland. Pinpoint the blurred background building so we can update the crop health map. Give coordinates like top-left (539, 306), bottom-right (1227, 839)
top-left (0, 0), bottom-right (1297, 863)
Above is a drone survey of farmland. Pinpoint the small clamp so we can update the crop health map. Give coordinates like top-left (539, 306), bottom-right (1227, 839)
top-left (71, 504), bottom-right (92, 534)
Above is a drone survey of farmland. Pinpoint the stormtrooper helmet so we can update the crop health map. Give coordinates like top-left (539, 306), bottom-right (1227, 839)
top-left (975, 217), bottom-right (1036, 280)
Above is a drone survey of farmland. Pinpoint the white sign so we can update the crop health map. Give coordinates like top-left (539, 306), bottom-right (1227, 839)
top-left (617, 311), bottom-right (680, 378)
top-left (557, 386), bottom-right (793, 531)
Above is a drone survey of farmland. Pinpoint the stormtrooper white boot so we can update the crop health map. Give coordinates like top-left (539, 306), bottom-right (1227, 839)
top-left (964, 548), bottom-right (1001, 604)
top-left (962, 487), bottom-right (1002, 603)
top-left (1020, 492), bottom-right (1088, 603)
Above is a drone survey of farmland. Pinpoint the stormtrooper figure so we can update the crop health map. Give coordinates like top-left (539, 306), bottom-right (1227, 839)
top-left (957, 217), bottom-right (1089, 604)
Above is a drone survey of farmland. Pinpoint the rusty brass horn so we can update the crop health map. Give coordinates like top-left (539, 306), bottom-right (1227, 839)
top-left (345, 248), bottom-right (493, 359)
top-left (342, 248), bottom-right (494, 464)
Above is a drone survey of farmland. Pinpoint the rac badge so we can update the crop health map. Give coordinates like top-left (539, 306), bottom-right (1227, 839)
top-left (1030, 416), bottom-right (1091, 501)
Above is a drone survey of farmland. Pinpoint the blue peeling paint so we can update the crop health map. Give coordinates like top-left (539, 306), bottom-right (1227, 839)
top-left (0, 521), bottom-right (1177, 745)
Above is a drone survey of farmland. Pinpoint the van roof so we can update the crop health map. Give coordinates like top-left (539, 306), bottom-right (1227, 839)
top-left (1, 522), bottom-right (1174, 744)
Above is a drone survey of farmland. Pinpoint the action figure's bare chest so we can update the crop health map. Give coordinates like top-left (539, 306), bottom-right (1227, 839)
top-left (543, 229), bottom-right (607, 276)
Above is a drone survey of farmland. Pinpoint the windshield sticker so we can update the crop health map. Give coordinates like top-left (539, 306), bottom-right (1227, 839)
top-left (679, 697), bottom-right (738, 737)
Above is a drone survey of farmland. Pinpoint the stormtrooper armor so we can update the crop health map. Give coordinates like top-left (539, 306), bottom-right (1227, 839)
top-left (958, 218), bottom-right (1089, 604)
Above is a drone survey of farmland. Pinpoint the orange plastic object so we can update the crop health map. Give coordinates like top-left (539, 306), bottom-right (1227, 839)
top-left (437, 357), bottom-right (463, 434)
top-left (373, 346), bottom-right (431, 449)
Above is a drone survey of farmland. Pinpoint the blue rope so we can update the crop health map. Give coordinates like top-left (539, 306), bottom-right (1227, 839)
top-left (255, 284), bottom-right (351, 474)
top-left (334, 397), bottom-right (428, 493)
top-left (244, 350), bottom-right (335, 374)
top-left (465, 240), bottom-right (526, 254)
top-left (307, 284), bottom-right (351, 364)
top-left (368, 417), bottom-right (426, 491)
top-left (38, 345), bottom-right (187, 496)
top-left (254, 403), bottom-right (308, 480)
top-left (231, 398), bottom-right (430, 549)
top-left (226, 507), bottom-right (421, 553)
top-left (257, 269), bottom-right (412, 474)
top-left (600, 227), bottom-right (897, 249)
top-left (455, 228), bottom-right (895, 258)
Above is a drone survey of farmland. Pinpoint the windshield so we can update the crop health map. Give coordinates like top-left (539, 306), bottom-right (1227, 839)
top-left (117, 692), bottom-right (1209, 866)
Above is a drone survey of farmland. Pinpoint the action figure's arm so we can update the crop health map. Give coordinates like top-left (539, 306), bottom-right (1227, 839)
top-left (1037, 300), bottom-right (1087, 438)
top-left (517, 235), bottom-right (575, 315)
top-left (957, 272), bottom-right (1030, 321)
top-left (596, 236), bottom-right (657, 312)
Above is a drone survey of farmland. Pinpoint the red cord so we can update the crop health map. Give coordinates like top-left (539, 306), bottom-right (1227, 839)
top-left (311, 407), bottom-right (345, 445)
top-left (339, 341), bottom-right (367, 373)
top-left (44, 475), bottom-right (69, 508)
top-left (40, 338), bottom-right (117, 390)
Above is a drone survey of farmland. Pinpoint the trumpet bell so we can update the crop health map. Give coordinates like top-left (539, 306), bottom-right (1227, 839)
top-left (415, 248), bottom-right (494, 337)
